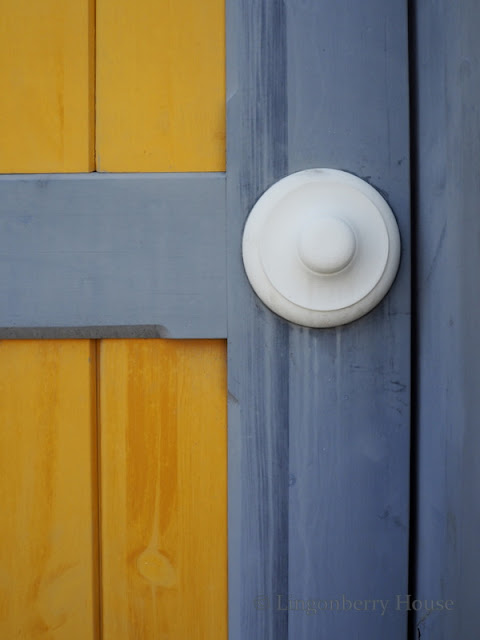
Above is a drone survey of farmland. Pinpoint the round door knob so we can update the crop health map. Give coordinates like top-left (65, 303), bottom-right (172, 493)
top-left (242, 168), bottom-right (401, 328)
top-left (297, 214), bottom-right (357, 275)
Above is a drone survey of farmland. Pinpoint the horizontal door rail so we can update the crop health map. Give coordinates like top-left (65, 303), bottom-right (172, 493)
top-left (0, 173), bottom-right (226, 339)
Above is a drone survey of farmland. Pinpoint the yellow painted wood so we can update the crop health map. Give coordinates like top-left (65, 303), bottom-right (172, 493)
top-left (0, 340), bottom-right (99, 639)
top-left (99, 339), bottom-right (227, 639)
top-left (96, 0), bottom-right (225, 172)
top-left (0, 0), bottom-right (95, 173)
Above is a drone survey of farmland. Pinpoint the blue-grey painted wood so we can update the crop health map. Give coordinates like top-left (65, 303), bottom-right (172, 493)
top-left (413, 3), bottom-right (480, 638)
top-left (286, 4), bottom-right (410, 639)
top-left (0, 173), bottom-right (226, 338)
top-left (227, 2), bottom-right (289, 639)
top-left (227, 1), bottom-right (410, 639)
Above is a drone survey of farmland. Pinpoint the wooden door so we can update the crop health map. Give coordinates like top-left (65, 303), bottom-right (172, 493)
top-left (0, 2), bottom-right (227, 639)
top-left (0, 1), bottom-right (412, 639)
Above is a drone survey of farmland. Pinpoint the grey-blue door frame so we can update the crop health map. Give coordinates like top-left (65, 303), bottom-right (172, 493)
top-left (0, 2), bottom-right (414, 639)
top-left (412, 2), bottom-right (480, 638)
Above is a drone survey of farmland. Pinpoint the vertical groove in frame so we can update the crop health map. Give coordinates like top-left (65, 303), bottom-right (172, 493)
top-left (90, 0), bottom-right (97, 171)
top-left (407, 2), bottom-right (419, 638)
top-left (93, 340), bottom-right (103, 640)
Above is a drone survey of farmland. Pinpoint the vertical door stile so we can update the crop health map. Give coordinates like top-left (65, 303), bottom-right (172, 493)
top-left (227, 1), bottom-right (411, 639)
top-left (227, 2), bottom-right (290, 639)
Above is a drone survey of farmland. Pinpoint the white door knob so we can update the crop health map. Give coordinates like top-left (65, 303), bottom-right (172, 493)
top-left (297, 214), bottom-right (357, 275)
top-left (242, 168), bottom-right (401, 328)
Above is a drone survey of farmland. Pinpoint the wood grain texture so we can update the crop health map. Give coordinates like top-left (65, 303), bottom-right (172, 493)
top-left (286, 3), bottom-right (410, 639)
top-left (96, 0), bottom-right (225, 172)
top-left (227, 3), bottom-right (289, 639)
top-left (99, 339), bottom-right (227, 640)
top-left (413, 3), bottom-right (480, 638)
top-left (0, 0), bottom-right (94, 173)
top-left (227, 1), bottom-right (410, 639)
top-left (0, 173), bottom-right (226, 338)
top-left (0, 340), bottom-right (99, 640)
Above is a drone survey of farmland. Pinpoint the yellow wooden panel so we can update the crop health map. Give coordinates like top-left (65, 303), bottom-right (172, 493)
top-left (100, 339), bottom-right (227, 639)
top-left (0, 340), bottom-right (99, 639)
top-left (0, 0), bottom-right (95, 173)
top-left (96, 0), bottom-right (225, 172)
